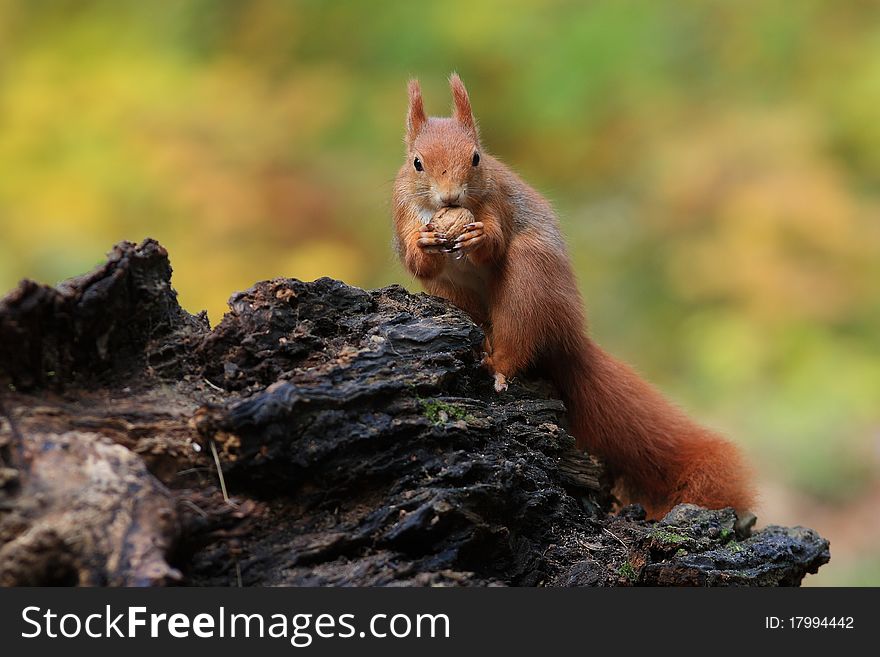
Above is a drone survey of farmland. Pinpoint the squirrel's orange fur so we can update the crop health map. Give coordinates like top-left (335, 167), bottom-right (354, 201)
top-left (392, 74), bottom-right (754, 518)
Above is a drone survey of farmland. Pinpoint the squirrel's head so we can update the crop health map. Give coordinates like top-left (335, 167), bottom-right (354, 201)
top-left (404, 73), bottom-right (485, 210)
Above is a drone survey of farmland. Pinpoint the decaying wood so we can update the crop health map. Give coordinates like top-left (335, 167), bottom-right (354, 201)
top-left (0, 239), bottom-right (830, 586)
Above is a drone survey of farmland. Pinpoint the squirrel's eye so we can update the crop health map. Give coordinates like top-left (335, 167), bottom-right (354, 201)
top-left (413, 157), bottom-right (423, 172)
top-left (472, 152), bottom-right (480, 167)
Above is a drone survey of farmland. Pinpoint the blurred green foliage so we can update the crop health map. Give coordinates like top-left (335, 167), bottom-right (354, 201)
top-left (1, 1), bottom-right (878, 584)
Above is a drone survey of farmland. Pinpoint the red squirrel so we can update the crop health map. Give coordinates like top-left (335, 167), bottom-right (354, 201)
top-left (392, 74), bottom-right (754, 518)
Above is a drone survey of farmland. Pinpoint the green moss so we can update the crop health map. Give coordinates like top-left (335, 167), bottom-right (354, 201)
top-left (650, 528), bottom-right (689, 545)
top-left (420, 399), bottom-right (470, 425)
top-left (720, 527), bottom-right (733, 541)
top-left (727, 541), bottom-right (744, 553)
top-left (675, 548), bottom-right (688, 557)
top-left (618, 561), bottom-right (638, 582)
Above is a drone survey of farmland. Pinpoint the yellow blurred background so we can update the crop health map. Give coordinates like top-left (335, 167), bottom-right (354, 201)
top-left (1, 1), bottom-right (878, 585)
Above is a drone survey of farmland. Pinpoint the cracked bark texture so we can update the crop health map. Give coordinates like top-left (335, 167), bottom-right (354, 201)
top-left (0, 239), bottom-right (830, 586)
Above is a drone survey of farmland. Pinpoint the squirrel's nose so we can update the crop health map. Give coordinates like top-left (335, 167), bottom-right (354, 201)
top-left (439, 190), bottom-right (463, 206)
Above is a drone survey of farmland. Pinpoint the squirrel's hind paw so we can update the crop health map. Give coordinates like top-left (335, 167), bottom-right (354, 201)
top-left (493, 372), bottom-right (508, 392)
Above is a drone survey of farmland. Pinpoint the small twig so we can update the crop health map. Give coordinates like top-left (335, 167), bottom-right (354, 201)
top-left (235, 561), bottom-right (242, 588)
top-left (203, 378), bottom-right (224, 393)
top-left (174, 466), bottom-right (210, 478)
top-left (603, 527), bottom-right (629, 550)
top-left (209, 438), bottom-right (231, 505)
top-left (180, 499), bottom-right (209, 518)
top-left (576, 537), bottom-right (605, 552)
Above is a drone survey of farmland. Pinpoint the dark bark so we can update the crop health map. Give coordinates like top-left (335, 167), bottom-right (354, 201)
top-left (0, 239), bottom-right (830, 586)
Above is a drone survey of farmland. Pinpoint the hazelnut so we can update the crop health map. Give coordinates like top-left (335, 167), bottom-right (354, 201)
top-left (432, 206), bottom-right (474, 241)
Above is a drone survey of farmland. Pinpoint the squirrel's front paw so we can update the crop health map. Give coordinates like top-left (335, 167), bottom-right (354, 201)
top-left (417, 223), bottom-right (450, 254)
top-left (451, 221), bottom-right (485, 255)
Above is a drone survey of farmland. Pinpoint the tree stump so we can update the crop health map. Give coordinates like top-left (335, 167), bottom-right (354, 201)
top-left (0, 239), bottom-right (829, 586)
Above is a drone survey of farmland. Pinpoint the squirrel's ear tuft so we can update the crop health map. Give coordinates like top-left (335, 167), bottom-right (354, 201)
top-left (407, 79), bottom-right (427, 143)
top-left (449, 72), bottom-right (477, 139)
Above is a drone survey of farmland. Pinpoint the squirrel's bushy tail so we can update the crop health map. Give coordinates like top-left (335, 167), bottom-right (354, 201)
top-left (554, 339), bottom-right (754, 519)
